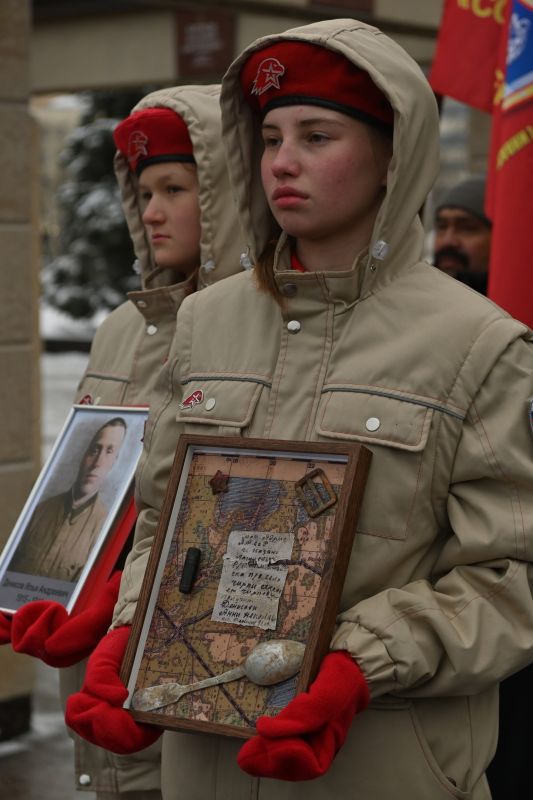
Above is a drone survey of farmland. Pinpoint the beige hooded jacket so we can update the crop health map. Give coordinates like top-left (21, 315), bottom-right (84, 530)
top-left (113, 20), bottom-right (533, 800)
top-left (61, 84), bottom-right (244, 797)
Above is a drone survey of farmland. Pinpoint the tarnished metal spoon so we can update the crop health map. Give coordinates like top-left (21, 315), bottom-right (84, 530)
top-left (131, 639), bottom-right (305, 712)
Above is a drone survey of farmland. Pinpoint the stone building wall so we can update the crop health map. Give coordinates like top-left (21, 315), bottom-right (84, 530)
top-left (0, 0), bottom-right (40, 704)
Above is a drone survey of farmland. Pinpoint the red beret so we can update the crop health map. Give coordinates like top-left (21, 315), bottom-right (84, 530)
top-left (113, 108), bottom-right (195, 175)
top-left (240, 41), bottom-right (393, 133)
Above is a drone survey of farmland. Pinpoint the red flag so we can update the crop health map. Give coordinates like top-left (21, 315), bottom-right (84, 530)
top-left (429, 0), bottom-right (507, 112)
top-left (487, 0), bottom-right (533, 327)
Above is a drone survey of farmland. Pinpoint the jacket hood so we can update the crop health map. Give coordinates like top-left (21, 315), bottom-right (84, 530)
top-left (220, 19), bottom-right (440, 292)
top-left (114, 84), bottom-right (244, 290)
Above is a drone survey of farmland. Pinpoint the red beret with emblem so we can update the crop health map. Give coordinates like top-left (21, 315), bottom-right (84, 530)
top-left (240, 41), bottom-right (393, 133)
top-left (113, 107), bottom-right (195, 175)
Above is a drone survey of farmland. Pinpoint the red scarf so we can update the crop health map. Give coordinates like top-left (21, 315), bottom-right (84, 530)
top-left (290, 251), bottom-right (307, 273)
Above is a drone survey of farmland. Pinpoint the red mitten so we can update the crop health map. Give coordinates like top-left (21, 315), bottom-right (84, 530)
top-left (0, 612), bottom-right (12, 645)
top-left (10, 571), bottom-right (122, 668)
top-left (238, 651), bottom-right (369, 781)
top-left (65, 625), bottom-right (161, 755)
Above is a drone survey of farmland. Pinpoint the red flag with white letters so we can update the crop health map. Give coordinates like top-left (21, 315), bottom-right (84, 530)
top-left (429, 0), bottom-right (507, 112)
top-left (486, 0), bottom-right (533, 327)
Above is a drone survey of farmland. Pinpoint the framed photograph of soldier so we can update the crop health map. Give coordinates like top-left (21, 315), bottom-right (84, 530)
top-left (121, 434), bottom-right (371, 739)
top-left (0, 404), bottom-right (149, 614)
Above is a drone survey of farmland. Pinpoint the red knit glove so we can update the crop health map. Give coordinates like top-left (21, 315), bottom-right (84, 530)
top-left (238, 651), bottom-right (369, 781)
top-left (65, 625), bottom-right (161, 755)
top-left (9, 571), bottom-right (122, 668)
top-left (0, 612), bottom-right (12, 645)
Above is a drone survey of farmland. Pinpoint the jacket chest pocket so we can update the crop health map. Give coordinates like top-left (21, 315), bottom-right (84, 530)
top-left (76, 372), bottom-right (130, 406)
top-left (176, 378), bottom-right (265, 436)
top-left (317, 389), bottom-right (434, 541)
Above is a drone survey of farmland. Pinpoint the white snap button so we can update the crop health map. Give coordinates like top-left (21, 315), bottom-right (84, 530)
top-left (79, 774), bottom-right (92, 786)
top-left (205, 398), bottom-right (216, 411)
top-left (240, 251), bottom-right (253, 269)
top-left (371, 240), bottom-right (389, 260)
top-left (287, 320), bottom-right (301, 334)
top-left (137, 300), bottom-right (147, 309)
top-left (146, 324), bottom-right (158, 335)
top-left (365, 417), bottom-right (381, 432)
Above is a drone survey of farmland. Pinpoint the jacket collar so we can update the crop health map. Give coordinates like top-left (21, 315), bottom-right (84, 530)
top-left (272, 221), bottom-right (425, 306)
top-left (127, 272), bottom-right (196, 321)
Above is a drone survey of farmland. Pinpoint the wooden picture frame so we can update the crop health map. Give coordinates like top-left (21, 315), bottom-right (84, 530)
top-left (121, 434), bottom-right (371, 739)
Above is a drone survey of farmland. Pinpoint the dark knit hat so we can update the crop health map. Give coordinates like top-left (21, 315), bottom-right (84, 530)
top-left (436, 176), bottom-right (491, 226)
top-left (113, 108), bottom-right (195, 175)
top-left (240, 41), bottom-right (394, 133)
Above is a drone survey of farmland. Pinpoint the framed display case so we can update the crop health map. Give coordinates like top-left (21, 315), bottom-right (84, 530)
top-left (122, 434), bottom-right (371, 738)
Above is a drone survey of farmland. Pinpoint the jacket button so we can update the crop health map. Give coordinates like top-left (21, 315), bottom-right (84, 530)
top-left (146, 324), bottom-right (158, 335)
top-left (136, 300), bottom-right (147, 309)
top-left (365, 417), bottom-right (380, 432)
top-left (78, 774), bottom-right (92, 786)
top-left (205, 398), bottom-right (216, 411)
top-left (282, 283), bottom-right (297, 297)
top-left (287, 320), bottom-right (301, 334)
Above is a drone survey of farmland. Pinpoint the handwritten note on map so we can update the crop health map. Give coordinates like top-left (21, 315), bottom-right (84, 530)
top-left (212, 530), bottom-right (293, 630)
